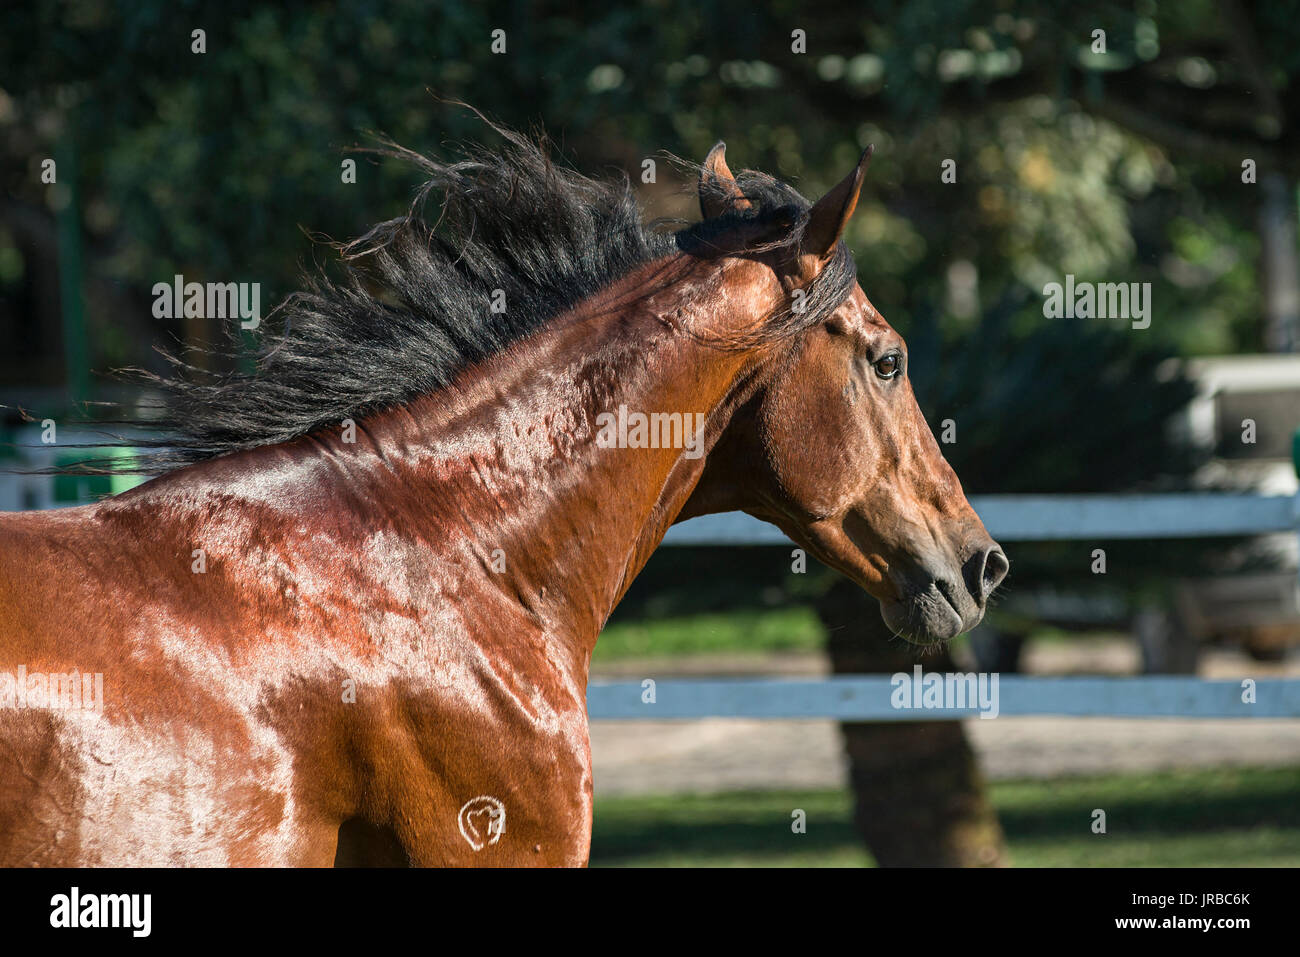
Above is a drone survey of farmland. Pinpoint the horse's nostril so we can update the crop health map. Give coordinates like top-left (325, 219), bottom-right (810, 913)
top-left (981, 547), bottom-right (1009, 600)
top-left (964, 544), bottom-right (1009, 606)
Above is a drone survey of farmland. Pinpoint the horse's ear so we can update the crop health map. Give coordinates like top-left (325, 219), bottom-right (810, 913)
top-left (699, 142), bottom-right (752, 219)
top-left (799, 145), bottom-right (873, 270)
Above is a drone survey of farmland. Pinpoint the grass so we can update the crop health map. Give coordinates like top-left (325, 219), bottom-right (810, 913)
top-left (594, 606), bottom-right (825, 661)
top-left (590, 765), bottom-right (1300, 867)
top-left (592, 607), bottom-right (1094, 662)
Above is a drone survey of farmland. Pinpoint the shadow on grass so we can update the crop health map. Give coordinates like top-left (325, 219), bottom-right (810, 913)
top-left (591, 791), bottom-right (858, 866)
top-left (590, 768), bottom-right (1300, 866)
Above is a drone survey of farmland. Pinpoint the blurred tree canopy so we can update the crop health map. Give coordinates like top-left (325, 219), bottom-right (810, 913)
top-left (1, 0), bottom-right (1295, 506)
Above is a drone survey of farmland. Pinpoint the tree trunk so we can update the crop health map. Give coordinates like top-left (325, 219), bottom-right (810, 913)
top-left (816, 578), bottom-right (1007, 867)
top-left (1260, 170), bottom-right (1300, 353)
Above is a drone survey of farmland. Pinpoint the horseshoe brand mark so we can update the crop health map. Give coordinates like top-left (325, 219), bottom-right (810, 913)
top-left (457, 795), bottom-right (506, 850)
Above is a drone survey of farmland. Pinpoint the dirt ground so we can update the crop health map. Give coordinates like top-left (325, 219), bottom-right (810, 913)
top-left (589, 640), bottom-right (1300, 796)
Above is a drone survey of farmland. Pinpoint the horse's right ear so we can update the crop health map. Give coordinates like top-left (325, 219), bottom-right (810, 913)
top-left (797, 145), bottom-right (873, 276)
top-left (699, 142), bottom-right (753, 219)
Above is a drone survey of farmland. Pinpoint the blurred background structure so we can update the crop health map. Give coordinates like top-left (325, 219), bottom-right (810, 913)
top-left (2, 1), bottom-right (1299, 865)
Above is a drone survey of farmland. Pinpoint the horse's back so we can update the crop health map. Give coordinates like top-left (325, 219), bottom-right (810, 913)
top-left (0, 506), bottom-right (136, 865)
top-left (0, 505), bottom-right (106, 659)
top-left (0, 503), bottom-right (251, 866)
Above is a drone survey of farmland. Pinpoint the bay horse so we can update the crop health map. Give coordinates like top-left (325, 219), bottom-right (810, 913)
top-left (0, 123), bottom-right (1006, 866)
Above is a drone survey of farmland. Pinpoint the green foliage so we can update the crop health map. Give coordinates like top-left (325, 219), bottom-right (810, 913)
top-left (0, 0), bottom-right (1284, 363)
top-left (907, 294), bottom-right (1201, 495)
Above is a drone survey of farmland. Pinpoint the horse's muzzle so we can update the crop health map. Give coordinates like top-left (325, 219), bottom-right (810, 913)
top-left (880, 541), bottom-right (1008, 644)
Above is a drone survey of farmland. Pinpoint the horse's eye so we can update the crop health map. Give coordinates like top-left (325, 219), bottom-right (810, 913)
top-left (874, 354), bottom-right (902, 379)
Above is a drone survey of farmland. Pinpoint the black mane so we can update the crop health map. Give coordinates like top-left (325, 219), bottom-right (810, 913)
top-left (128, 122), bottom-right (857, 471)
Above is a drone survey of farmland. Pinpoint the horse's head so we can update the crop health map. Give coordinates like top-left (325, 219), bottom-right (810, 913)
top-left (684, 144), bottom-right (1007, 644)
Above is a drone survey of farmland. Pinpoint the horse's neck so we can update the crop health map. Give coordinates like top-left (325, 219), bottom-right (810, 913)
top-left (121, 255), bottom-right (772, 670)
top-left (361, 256), bottom-right (765, 660)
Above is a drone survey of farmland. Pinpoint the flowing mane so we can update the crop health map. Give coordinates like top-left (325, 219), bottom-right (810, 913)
top-left (128, 122), bottom-right (857, 472)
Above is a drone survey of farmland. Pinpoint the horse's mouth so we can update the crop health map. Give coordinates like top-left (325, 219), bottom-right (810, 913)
top-left (881, 580), bottom-right (973, 644)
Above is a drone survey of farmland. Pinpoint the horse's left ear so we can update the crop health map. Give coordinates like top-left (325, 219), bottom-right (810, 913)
top-left (798, 145), bottom-right (873, 275)
top-left (699, 142), bottom-right (753, 219)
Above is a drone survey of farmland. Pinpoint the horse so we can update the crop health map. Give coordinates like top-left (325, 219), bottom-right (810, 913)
top-left (0, 123), bottom-right (1006, 866)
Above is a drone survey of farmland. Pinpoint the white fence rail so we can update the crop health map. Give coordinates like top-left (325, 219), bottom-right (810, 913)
top-left (587, 676), bottom-right (1300, 720)
top-left (590, 493), bottom-right (1300, 721)
top-left (661, 493), bottom-right (1300, 544)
